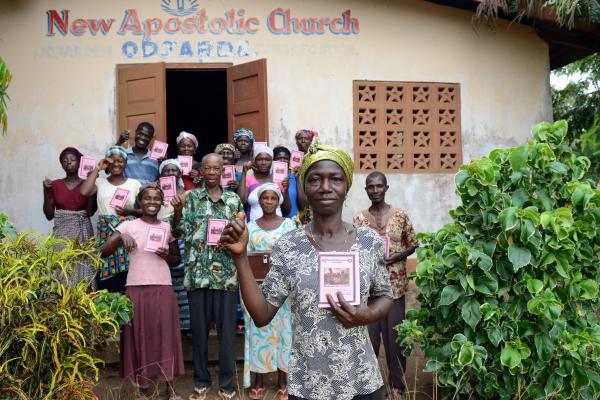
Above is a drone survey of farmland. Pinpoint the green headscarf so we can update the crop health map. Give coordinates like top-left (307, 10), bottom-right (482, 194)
top-left (299, 141), bottom-right (354, 190)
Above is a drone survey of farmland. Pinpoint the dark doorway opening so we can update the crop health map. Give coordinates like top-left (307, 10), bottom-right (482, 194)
top-left (165, 70), bottom-right (228, 161)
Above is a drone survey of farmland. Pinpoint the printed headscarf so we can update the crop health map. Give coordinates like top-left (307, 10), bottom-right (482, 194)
top-left (136, 182), bottom-right (164, 202)
top-left (215, 143), bottom-right (236, 154)
top-left (233, 128), bottom-right (255, 142)
top-left (295, 129), bottom-right (317, 139)
top-left (299, 141), bottom-right (354, 190)
top-left (105, 146), bottom-right (128, 161)
top-left (253, 145), bottom-right (273, 160)
top-left (176, 131), bottom-right (198, 148)
top-left (257, 182), bottom-right (282, 201)
top-left (58, 147), bottom-right (83, 162)
top-left (159, 159), bottom-right (185, 190)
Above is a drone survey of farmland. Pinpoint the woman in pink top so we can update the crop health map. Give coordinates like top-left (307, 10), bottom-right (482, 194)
top-left (100, 184), bottom-right (184, 399)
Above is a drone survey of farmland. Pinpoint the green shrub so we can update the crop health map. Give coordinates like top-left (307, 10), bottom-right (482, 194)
top-left (0, 212), bottom-right (16, 241)
top-left (0, 233), bottom-right (132, 399)
top-left (397, 121), bottom-right (600, 399)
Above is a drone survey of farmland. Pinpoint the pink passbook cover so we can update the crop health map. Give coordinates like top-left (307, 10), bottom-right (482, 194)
top-left (144, 226), bottom-right (167, 252)
top-left (159, 176), bottom-right (177, 199)
top-left (109, 188), bottom-right (130, 208)
top-left (150, 140), bottom-right (168, 160)
top-left (290, 150), bottom-right (304, 169)
top-left (78, 156), bottom-right (96, 179)
top-left (207, 219), bottom-right (228, 246)
top-left (272, 161), bottom-right (288, 183)
top-left (381, 235), bottom-right (390, 258)
top-left (253, 141), bottom-right (267, 153)
top-left (178, 156), bottom-right (193, 175)
top-left (221, 165), bottom-right (236, 187)
top-left (318, 252), bottom-right (360, 308)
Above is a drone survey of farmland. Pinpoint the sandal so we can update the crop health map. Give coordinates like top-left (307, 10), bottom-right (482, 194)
top-left (248, 386), bottom-right (265, 399)
top-left (277, 388), bottom-right (288, 400)
top-left (188, 387), bottom-right (210, 400)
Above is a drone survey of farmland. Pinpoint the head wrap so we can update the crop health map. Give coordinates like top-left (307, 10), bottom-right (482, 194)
top-left (159, 159), bottom-right (185, 190)
top-left (176, 131), bottom-right (198, 148)
top-left (233, 128), bottom-right (255, 142)
top-left (295, 129), bottom-right (317, 139)
top-left (299, 141), bottom-right (354, 190)
top-left (215, 143), bottom-right (236, 154)
top-left (253, 145), bottom-right (273, 160)
top-left (136, 182), bottom-right (164, 202)
top-left (59, 147), bottom-right (83, 162)
top-left (257, 182), bottom-right (283, 201)
top-left (105, 146), bottom-right (128, 161)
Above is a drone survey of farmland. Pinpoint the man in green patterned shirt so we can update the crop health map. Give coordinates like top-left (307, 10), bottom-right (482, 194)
top-left (172, 153), bottom-right (245, 400)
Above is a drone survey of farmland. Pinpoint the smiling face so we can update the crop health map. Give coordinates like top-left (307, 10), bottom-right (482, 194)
top-left (296, 132), bottom-right (313, 153)
top-left (138, 188), bottom-right (163, 217)
top-left (178, 138), bottom-right (196, 156)
top-left (202, 154), bottom-right (223, 189)
top-left (254, 153), bottom-right (273, 174)
top-left (219, 149), bottom-right (235, 165)
top-left (259, 190), bottom-right (280, 215)
top-left (134, 125), bottom-right (154, 150)
top-left (304, 160), bottom-right (348, 215)
top-left (60, 153), bottom-right (80, 175)
top-left (235, 136), bottom-right (252, 154)
top-left (365, 173), bottom-right (388, 205)
top-left (160, 164), bottom-right (182, 179)
top-left (108, 155), bottom-right (126, 176)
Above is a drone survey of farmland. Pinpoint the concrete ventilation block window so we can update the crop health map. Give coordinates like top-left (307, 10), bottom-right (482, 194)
top-left (353, 81), bottom-right (462, 173)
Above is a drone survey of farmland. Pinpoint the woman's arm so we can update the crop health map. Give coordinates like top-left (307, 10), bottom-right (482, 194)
top-left (42, 178), bottom-right (55, 220)
top-left (86, 194), bottom-right (98, 217)
top-left (164, 240), bottom-right (181, 266)
top-left (237, 164), bottom-right (251, 203)
top-left (220, 212), bottom-right (279, 327)
top-left (294, 170), bottom-right (308, 209)
top-left (280, 178), bottom-right (292, 215)
top-left (100, 231), bottom-right (123, 258)
top-left (80, 167), bottom-right (100, 197)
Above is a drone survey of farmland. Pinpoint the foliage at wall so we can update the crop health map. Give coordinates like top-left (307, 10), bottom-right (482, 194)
top-left (475, 0), bottom-right (600, 28)
top-left (0, 57), bottom-right (11, 136)
top-left (397, 121), bottom-right (600, 399)
top-left (0, 212), bottom-right (16, 241)
top-left (0, 233), bottom-right (132, 400)
top-left (552, 54), bottom-right (600, 183)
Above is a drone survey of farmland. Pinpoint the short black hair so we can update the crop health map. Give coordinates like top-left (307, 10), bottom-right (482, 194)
top-left (273, 145), bottom-right (291, 158)
top-left (136, 122), bottom-right (155, 135)
top-left (366, 171), bottom-right (387, 185)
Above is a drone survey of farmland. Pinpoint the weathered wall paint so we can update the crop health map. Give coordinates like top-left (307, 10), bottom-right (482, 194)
top-left (0, 0), bottom-right (552, 235)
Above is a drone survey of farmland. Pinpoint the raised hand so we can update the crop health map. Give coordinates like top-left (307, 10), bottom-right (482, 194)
top-left (97, 158), bottom-right (112, 171)
top-left (171, 193), bottom-right (185, 212)
top-left (218, 212), bottom-right (248, 256)
top-left (117, 129), bottom-right (130, 145)
top-left (43, 176), bottom-right (53, 190)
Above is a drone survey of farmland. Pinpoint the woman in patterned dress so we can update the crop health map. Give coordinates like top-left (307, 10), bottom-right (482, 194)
top-left (243, 183), bottom-right (296, 400)
top-left (220, 143), bottom-right (394, 400)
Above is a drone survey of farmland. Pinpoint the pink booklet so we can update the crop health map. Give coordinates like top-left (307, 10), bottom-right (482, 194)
top-left (150, 140), bottom-right (168, 160)
top-left (144, 225), bottom-right (167, 252)
top-left (221, 165), bottom-right (235, 187)
top-left (272, 161), bottom-right (288, 183)
top-left (159, 176), bottom-right (177, 199)
top-left (178, 156), bottom-right (193, 175)
top-left (78, 156), bottom-right (96, 179)
top-left (381, 235), bottom-right (390, 258)
top-left (290, 150), bottom-right (304, 169)
top-left (109, 188), bottom-right (130, 208)
top-left (207, 219), bottom-right (228, 246)
top-left (253, 141), bottom-right (267, 153)
top-left (318, 252), bottom-right (360, 308)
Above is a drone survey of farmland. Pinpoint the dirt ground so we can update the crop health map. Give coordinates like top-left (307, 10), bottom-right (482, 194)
top-left (94, 277), bottom-right (435, 400)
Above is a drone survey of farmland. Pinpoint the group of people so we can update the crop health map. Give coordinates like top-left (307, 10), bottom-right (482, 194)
top-left (42, 121), bottom-right (417, 400)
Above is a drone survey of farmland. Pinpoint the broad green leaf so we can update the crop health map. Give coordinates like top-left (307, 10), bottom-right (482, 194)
top-left (488, 326), bottom-right (503, 347)
top-left (509, 145), bottom-right (529, 171)
top-left (579, 279), bottom-right (598, 300)
top-left (573, 365), bottom-right (590, 388)
top-left (499, 207), bottom-right (518, 231)
top-left (474, 275), bottom-right (498, 295)
top-left (508, 244), bottom-right (531, 272)
top-left (544, 373), bottom-right (563, 397)
top-left (526, 279), bottom-right (543, 295)
top-left (458, 342), bottom-right (475, 366)
top-left (461, 298), bottom-right (481, 329)
top-left (511, 188), bottom-right (529, 208)
top-left (500, 344), bottom-right (521, 369)
top-left (439, 285), bottom-right (462, 306)
top-left (534, 334), bottom-right (555, 363)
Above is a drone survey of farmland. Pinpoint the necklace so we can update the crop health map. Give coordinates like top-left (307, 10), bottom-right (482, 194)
top-left (307, 222), bottom-right (354, 252)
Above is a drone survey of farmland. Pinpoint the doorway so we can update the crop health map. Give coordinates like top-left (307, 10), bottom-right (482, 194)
top-left (165, 69), bottom-right (228, 159)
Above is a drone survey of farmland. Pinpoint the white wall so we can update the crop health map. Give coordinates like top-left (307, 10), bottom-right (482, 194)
top-left (0, 0), bottom-right (551, 234)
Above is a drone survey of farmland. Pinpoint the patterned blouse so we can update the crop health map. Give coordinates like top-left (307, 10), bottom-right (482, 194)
top-left (261, 226), bottom-right (393, 400)
top-left (353, 208), bottom-right (417, 299)
top-left (174, 187), bottom-right (245, 291)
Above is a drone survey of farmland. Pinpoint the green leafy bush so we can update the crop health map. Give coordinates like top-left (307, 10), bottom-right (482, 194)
top-left (0, 233), bottom-right (132, 399)
top-left (397, 121), bottom-right (600, 399)
top-left (0, 212), bottom-right (16, 241)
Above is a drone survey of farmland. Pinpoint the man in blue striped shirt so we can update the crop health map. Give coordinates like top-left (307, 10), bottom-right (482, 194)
top-left (116, 122), bottom-right (160, 185)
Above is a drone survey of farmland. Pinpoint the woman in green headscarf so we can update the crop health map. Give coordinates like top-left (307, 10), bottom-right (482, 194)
top-left (220, 142), bottom-right (394, 400)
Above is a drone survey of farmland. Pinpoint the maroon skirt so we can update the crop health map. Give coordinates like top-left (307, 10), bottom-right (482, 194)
top-left (120, 285), bottom-right (185, 387)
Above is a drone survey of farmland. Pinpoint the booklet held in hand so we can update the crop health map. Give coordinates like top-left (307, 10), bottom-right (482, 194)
top-left (318, 252), bottom-right (360, 308)
top-left (207, 219), bottom-right (228, 246)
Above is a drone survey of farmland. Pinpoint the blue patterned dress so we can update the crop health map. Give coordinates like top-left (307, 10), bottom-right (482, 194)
top-left (243, 218), bottom-right (297, 387)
